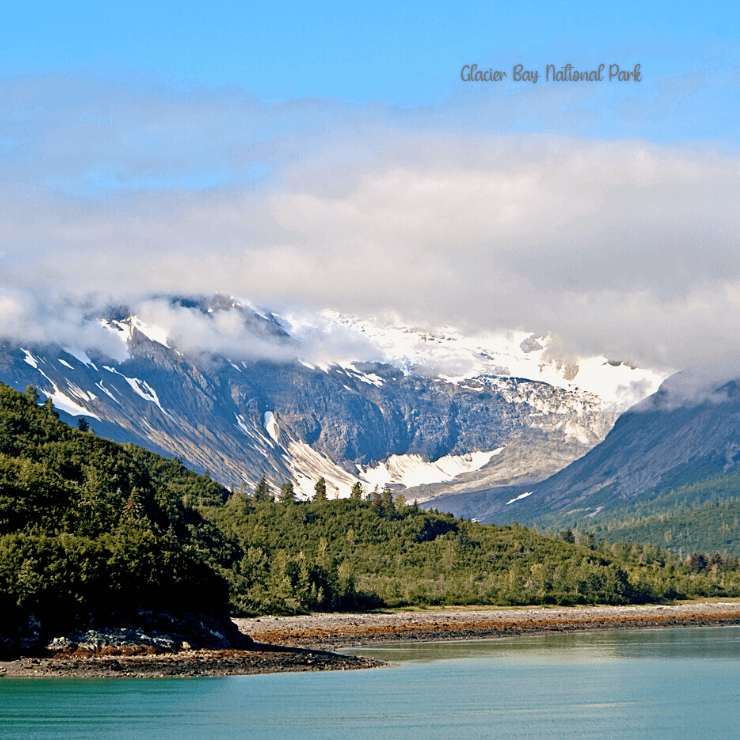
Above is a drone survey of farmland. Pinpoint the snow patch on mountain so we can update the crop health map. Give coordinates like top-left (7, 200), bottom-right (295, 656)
top-left (21, 348), bottom-right (39, 369)
top-left (101, 316), bottom-right (168, 351)
top-left (101, 319), bottom-right (132, 345)
top-left (125, 378), bottom-right (171, 418)
top-left (44, 388), bottom-right (98, 418)
top-left (100, 316), bottom-right (168, 348)
top-left (353, 369), bottom-right (385, 386)
top-left (18, 354), bottom-right (99, 419)
top-left (284, 438), bottom-right (361, 499)
top-left (506, 491), bottom-right (534, 505)
top-left (36, 371), bottom-right (99, 419)
top-left (360, 449), bottom-right (503, 488)
top-left (235, 414), bottom-right (276, 451)
top-left (129, 317), bottom-right (169, 347)
top-left (103, 365), bottom-right (170, 417)
top-left (63, 348), bottom-right (96, 368)
top-left (95, 381), bottom-right (120, 404)
top-left (269, 427), bottom-right (486, 500)
top-left (264, 411), bottom-right (279, 444)
top-left (65, 383), bottom-right (96, 403)
top-left (323, 313), bottom-right (669, 410)
top-left (235, 414), bottom-right (253, 437)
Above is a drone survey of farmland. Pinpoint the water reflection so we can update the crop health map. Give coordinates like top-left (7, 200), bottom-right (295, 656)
top-left (345, 625), bottom-right (740, 663)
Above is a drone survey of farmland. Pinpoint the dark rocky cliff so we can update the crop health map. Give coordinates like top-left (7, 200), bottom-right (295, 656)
top-left (0, 299), bottom-right (614, 497)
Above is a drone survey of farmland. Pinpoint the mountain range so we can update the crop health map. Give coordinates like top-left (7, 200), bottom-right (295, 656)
top-left (431, 358), bottom-right (740, 536)
top-left (4, 292), bottom-right (739, 556)
top-left (0, 294), bottom-right (664, 500)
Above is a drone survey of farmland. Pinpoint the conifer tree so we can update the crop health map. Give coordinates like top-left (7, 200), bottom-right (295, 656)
top-left (254, 476), bottom-right (272, 502)
top-left (313, 477), bottom-right (328, 502)
top-left (279, 481), bottom-right (296, 504)
top-left (42, 398), bottom-right (58, 418)
top-left (560, 528), bottom-right (576, 544)
top-left (368, 485), bottom-right (382, 507)
top-left (381, 485), bottom-right (394, 511)
top-left (350, 482), bottom-right (363, 501)
top-left (123, 487), bottom-right (145, 519)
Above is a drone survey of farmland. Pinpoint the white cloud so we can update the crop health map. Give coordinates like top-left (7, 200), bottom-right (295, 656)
top-left (1, 75), bottom-right (740, 372)
top-left (132, 298), bottom-right (380, 365)
top-left (0, 287), bottom-right (128, 361)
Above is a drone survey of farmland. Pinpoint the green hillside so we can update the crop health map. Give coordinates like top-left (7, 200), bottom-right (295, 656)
top-left (0, 383), bottom-right (234, 646)
top-left (590, 500), bottom-right (740, 556)
top-left (533, 471), bottom-right (740, 558)
top-left (2, 380), bottom-right (739, 650)
top-left (588, 473), bottom-right (740, 557)
top-left (202, 492), bottom-right (740, 613)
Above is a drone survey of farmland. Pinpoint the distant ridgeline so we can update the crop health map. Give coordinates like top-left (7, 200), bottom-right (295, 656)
top-left (429, 365), bottom-right (740, 561)
top-left (1, 381), bottom-right (739, 654)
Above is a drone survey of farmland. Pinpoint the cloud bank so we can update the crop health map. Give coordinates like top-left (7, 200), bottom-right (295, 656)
top-left (1, 74), bottom-right (740, 372)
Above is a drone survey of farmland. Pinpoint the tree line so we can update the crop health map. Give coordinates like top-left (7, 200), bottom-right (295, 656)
top-left (2, 381), bottom-right (739, 648)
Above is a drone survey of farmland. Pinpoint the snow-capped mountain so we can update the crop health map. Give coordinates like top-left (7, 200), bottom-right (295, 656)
top-left (0, 295), bottom-right (667, 500)
top-left (429, 358), bottom-right (740, 525)
top-left (320, 312), bottom-right (667, 411)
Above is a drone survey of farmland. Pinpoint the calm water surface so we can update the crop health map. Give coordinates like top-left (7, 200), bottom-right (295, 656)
top-left (2, 626), bottom-right (740, 739)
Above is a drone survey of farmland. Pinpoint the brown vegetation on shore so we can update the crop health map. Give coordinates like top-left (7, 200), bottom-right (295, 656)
top-left (235, 601), bottom-right (740, 650)
top-left (3, 602), bottom-right (739, 679)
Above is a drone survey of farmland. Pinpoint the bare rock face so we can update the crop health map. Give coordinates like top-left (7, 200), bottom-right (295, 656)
top-left (429, 364), bottom-right (740, 525)
top-left (403, 427), bottom-right (605, 502)
top-left (0, 298), bottom-right (616, 499)
top-left (1, 609), bottom-right (252, 659)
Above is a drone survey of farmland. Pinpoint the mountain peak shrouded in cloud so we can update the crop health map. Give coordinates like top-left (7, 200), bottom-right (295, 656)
top-left (634, 355), bottom-right (740, 412)
top-left (0, 291), bottom-right (382, 368)
top-left (123, 295), bottom-right (386, 366)
top-left (1, 58), bottom-right (740, 373)
top-left (0, 290), bottom-right (668, 411)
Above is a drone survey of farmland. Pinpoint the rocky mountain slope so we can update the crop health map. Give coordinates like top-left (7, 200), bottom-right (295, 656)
top-left (430, 359), bottom-right (740, 524)
top-left (0, 295), bottom-right (662, 498)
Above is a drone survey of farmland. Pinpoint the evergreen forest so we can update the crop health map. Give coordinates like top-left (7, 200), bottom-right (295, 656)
top-left (539, 471), bottom-right (740, 558)
top-left (1, 381), bottom-right (739, 643)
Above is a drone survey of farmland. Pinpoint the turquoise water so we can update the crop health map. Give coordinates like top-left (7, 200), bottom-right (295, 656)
top-left (2, 627), bottom-right (740, 739)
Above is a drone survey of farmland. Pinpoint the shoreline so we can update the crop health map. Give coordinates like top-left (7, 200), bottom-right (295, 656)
top-left (0, 644), bottom-right (384, 679)
top-left (3, 602), bottom-right (740, 678)
top-left (234, 601), bottom-right (740, 651)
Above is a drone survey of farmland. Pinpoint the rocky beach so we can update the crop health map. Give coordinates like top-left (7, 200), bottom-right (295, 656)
top-left (2, 601), bottom-right (740, 678)
top-left (234, 601), bottom-right (740, 649)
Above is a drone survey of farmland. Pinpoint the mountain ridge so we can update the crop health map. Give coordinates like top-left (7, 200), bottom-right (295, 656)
top-left (427, 362), bottom-right (740, 531)
top-left (0, 295), bottom-right (663, 499)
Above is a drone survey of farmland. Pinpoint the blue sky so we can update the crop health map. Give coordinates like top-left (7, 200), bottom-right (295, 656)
top-left (2, 0), bottom-right (737, 105)
top-left (3, 0), bottom-right (739, 129)
top-left (1, 1), bottom-right (740, 369)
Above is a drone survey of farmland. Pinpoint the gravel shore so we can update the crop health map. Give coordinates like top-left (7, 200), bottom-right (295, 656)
top-left (0, 645), bottom-right (384, 679)
top-left (234, 601), bottom-right (740, 650)
top-left (3, 602), bottom-right (739, 678)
